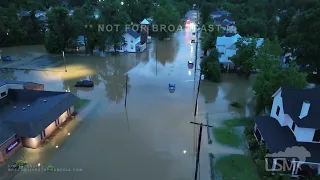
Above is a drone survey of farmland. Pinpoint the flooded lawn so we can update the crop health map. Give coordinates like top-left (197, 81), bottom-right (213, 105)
top-left (0, 28), bottom-right (254, 180)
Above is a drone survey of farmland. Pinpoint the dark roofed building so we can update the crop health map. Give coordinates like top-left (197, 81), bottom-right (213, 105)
top-left (1, 89), bottom-right (79, 137)
top-left (280, 87), bottom-right (320, 128)
top-left (253, 87), bottom-right (320, 176)
top-left (214, 15), bottom-right (234, 23)
top-left (0, 80), bottom-right (79, 163)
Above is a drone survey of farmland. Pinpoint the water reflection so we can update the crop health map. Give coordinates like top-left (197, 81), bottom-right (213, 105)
top-left (152, 38), bottom-right (179, 66)
top-left (199, 80), bottom-right (219, 103)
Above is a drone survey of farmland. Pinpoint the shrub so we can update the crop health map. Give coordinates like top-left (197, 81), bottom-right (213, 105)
top-left (230, 101), bottom-right (242, 108)
top-left (47, 165), bottom-right (55, 172)
top-left (244, 126), bottom-right (254, 136)
top-left (208, 139), bottom-right (212, 144)
top-left (248, 139), bottom-right (258, 149)
top-left (15, 160), bottom-right (27, 167)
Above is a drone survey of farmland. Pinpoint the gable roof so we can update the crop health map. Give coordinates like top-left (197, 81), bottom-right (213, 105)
top-left (0, 89), bottom-right (79, 138)
top-left (211, 9), bottom-right (231, 16)
top-left (214, 15), bottom-right (234, 22)
top-left (280, 87), bottom-right (320, 128)
top-left (140, 19), bottom-right (150, 25)
top-left (126, 28), bottom-right (140, 39)
top-left (254, 116), bottom-right (320, 163)
top-left (216, 33), bottom-right (241, 48)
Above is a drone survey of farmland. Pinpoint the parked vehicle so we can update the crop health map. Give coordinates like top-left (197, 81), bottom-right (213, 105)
top-left (75, 80), bottom-right (94, 87)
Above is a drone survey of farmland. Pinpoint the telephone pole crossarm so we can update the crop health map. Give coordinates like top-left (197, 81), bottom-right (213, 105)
top-left (190, 122), bottom-right (213, 128)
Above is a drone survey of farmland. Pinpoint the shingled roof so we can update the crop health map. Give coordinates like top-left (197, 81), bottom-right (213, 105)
top-left (279, 87), bottom-right (320, 129)
top-left (0, 89), bottom-right (79, 140)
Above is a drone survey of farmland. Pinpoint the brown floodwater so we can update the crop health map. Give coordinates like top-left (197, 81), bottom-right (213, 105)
top-left (0, 12), bottom-right (254, 180)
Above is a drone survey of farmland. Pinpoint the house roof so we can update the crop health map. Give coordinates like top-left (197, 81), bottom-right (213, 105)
top-left (220, 21), bottom-right (232, 27)
top-left (221, 32), bottom-right (237, 37)
top-left (280, 87), bottom-right (320, 128)
top-left (254, 116), bottom-right (320, 163)
top-left (0, 89), bottom-right (79, 139)
top-left (214, 15), bottom-right (234, 22)
top-left (140, 19), bottom-right (150, 25)
top-left (216, 33), bottom-right (241, 48)
top-left (126, 28), bottom-right (140, 39)
top-left (211, 9), bottom-right (231, 16)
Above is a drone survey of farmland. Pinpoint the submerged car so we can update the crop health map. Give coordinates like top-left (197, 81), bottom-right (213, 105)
top-left (75, 80), bottom-right (94, 87)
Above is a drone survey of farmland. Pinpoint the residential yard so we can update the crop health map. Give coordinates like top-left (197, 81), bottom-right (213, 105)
top-left (215, 154), bottom-right (259, 180)
top-left (223, 117), bottom-right (254, 128)
top-left (212, 117), bottom-right (253, 148)
top-left (213, 127), bottom-right (241, 148)
top-left (74, 99), bottom-right (90, 111)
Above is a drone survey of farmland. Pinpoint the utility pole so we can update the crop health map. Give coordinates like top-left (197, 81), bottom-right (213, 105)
top-left (155, 40), bottom-right (158, 76)
top-left (190, 122), bottom-right (213, 180)
top-left (62, 51), bottom-right (67, 72)
top-left (194, 71), bottom-right (202, 116)
top-left (124, 75), bottom-right (128, 107)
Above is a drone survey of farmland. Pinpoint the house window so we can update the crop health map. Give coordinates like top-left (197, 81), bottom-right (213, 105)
top-left (40, 131), bottom-right (46, 140)
top-left (276, 106), bottom-right (280, 116)
top-left (0, 92), bottom-right (6, 97)
top-left (131, 45), bottom-right (133, 49)
top-left (291, 122), bottom-right (295, 131)
top-left (313, 129), bottom-right (320, 142)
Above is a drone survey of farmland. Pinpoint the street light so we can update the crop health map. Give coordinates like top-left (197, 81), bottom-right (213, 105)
top-left (121, 1), bottom-right (124, 5)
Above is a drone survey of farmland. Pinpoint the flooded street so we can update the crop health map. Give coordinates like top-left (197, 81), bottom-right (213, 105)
top-left (0, 17), bottom-right (254, 180)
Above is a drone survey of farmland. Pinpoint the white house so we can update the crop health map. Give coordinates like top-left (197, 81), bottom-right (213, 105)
top-left (106, 28), bottom-right (146, 53)
top-left (216, 34), bottom-right (264, 70)
top-left (254, 87), bottom-right (320, 176)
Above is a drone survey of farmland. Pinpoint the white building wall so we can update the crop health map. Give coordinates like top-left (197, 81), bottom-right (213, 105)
top-left (0, 84), bottom-right (24, 100)
top-left (270, 93), bottom-right (285, 126)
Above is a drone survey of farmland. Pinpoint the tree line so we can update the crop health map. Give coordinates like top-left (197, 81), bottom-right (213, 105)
top-left (0, 0), bottom-right (186, 53)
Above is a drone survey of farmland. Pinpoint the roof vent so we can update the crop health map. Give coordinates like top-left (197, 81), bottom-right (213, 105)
top-left (299, 101), bottom-right (310, 119)
top-left (13, 106), bottom-right (16, 109)
top-left (28, 104), bottom-right (30, 107)
top-left (44, 100), bottom-right (47, 102)
top-left (23, 108), bottom-right (26, 110)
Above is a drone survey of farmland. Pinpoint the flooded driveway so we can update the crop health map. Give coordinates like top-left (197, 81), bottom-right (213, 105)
top-left (0, 26), bottom-right (254, 180)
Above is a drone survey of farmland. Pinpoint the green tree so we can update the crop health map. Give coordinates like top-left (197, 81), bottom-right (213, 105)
top-left (175, 1), bottom-right (190, 18)
top-left (153, 3), bottom-right (180, 40)
top-left (200, 2), bottom-right (215, 24)
top-left (45, 6), bottom-right (76, 53)
top-left (277, 7), bottom-right (296, 41)
top-left (123, 0), bottom-right (153, 23)
top-left (100, 0), bottom-right (130, 52)
top-left (237, 18), bottom-right (267, 37)
top-left (0, 5), bottom-right (24, 46)
top-left (200, 48), bottom-right (221, 82)
top-left (230, 37), bottom-right (258, 78)
top-left (201, 22), bottom-right (219, 56)
top-left (253, 40), bottom-right (307, 114)
top-left (69, 0), bottom-right (86, 7)
top-left (285, 3), bottom-right (320, 74)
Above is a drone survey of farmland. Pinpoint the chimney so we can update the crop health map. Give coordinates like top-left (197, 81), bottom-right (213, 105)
top-left (299, 101), bottom-right (310, 119)
top-left (44, 100), bottom-right (47, 103)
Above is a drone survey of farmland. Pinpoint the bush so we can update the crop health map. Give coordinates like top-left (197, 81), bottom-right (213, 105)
top-left (15, 160), bottom-right (28, 167)
top-left (47, 165), bottom-right (55, 172)
top-left (230, 101), bottom-right (242, 108)
top-left (248, 139), bottom-right (258, 149)
top-left (244, 126), bottom-right (254, 136)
